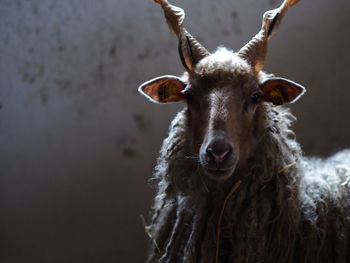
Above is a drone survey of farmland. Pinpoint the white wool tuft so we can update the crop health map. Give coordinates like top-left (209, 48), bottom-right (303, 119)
top-left (195, 46), bottom-right (253, 78)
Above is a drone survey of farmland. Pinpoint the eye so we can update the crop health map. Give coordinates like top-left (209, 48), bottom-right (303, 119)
top-left (183, 89), bottom-right (194, 103)
top-left (251, 91), bottom-right (262, 102)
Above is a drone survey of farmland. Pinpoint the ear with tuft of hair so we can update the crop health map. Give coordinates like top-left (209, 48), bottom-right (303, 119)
top-left (260, 77), bottom-right (305, 105)
top-left (138, 75), bottom-right (186, 103)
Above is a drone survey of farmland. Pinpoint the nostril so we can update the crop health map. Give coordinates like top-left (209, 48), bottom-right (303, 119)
top-left (206, 147), bottom-right (213, 155)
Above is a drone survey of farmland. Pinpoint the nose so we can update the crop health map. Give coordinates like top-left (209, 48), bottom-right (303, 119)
top-left (206, 141), bottom-right (232, 164)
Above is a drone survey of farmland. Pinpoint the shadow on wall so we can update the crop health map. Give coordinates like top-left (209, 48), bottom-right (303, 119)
top-left (0, 0), bottom-right (349, 262)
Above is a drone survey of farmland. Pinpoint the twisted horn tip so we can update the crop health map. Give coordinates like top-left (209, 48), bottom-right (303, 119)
top-left (152, 0), bottom-right (167, 5)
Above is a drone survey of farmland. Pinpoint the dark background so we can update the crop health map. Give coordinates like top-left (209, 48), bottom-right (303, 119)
top-left (1, 0), bottom-right (349, 262)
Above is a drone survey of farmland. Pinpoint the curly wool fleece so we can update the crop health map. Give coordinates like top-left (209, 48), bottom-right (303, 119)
top-left (145, 106), bottom-right (350, 263)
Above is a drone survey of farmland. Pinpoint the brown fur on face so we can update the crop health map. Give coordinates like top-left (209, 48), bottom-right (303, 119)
top-left (183, 48), bottom-right (265, 179)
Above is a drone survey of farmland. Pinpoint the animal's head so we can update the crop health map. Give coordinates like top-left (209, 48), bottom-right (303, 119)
top-left (139, 0), bottom-right (305, 180)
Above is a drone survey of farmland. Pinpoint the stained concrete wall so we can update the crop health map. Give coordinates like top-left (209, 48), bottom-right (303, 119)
top-left (0, 0), bottom-right (349, 262)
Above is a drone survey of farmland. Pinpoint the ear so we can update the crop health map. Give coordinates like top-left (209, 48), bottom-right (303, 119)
top-left (138, 75), bottom-right (187, 103)
top-left (260, 77), bottom-right (306, 105)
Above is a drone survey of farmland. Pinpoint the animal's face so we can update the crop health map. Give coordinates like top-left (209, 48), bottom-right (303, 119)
top-left (185, 78), bottom-right (260, 179)
top-left (184, 53), bottom-right (261, 179)
top-left (140, 0), bottom-right (304, 180)
top-left (139, 50), bottom-right (305, 180)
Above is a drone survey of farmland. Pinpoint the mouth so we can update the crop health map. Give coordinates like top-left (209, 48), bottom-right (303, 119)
top-left (202, 165), bottom-right (236, 180)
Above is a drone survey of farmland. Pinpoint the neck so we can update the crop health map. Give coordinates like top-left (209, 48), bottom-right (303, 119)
top-left (148, 107), bottom-right (303, 262)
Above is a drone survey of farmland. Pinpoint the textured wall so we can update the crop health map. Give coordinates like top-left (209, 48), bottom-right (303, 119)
top-left (0, 0), bottom-right (349, 262)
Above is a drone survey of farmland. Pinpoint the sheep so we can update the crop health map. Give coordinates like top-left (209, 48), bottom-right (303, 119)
top-left (138, 0), bottom-right (350, 262)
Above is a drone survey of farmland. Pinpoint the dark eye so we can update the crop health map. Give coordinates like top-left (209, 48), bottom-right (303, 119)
top-left (183, 90), bottom-right (194, 103)
top-left (251, 92), bottom-right (262, 102)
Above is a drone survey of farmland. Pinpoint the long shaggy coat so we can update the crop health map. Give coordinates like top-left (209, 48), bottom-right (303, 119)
top-left (146, 105), bottom-right (350, 263)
